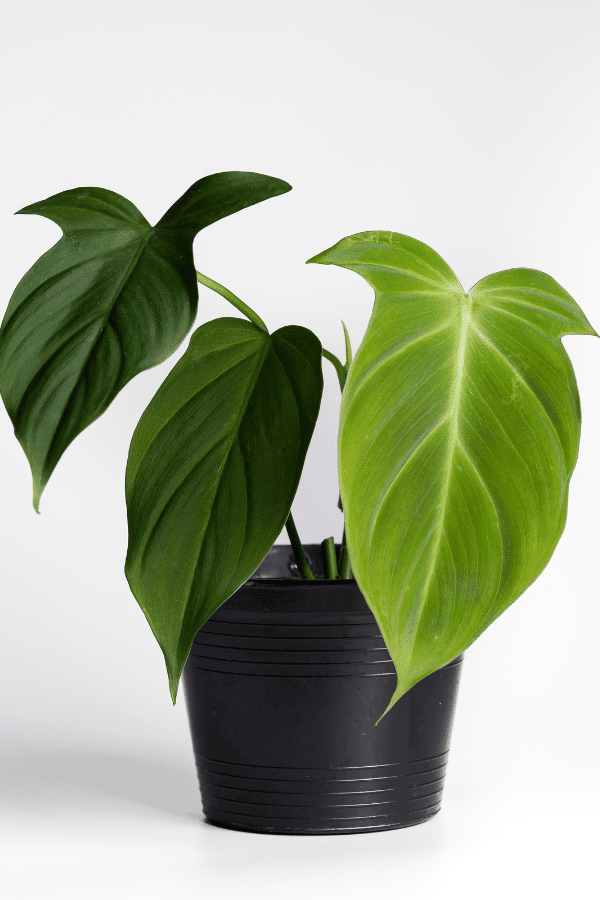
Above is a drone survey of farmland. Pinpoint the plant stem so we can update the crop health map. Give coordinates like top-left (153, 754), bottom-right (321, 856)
top-left (338, 527), bottom-right (353, 579)
top-left (321, 348), bottom-right (346, 392)
top-left (323, 322), bottom-right (355, 579)
top-left (321, 536), bottom-right (339, 579)
top-left (341, 319), bottom-right (352, 372)
top-left (322, 321), bottom-right (352, 392)
top-left (285, 513), bottom-right (314, 579)
top-left (196, 270), bottom-right (268, 332)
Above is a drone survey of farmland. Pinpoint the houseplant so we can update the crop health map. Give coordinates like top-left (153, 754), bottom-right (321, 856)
top-left (1, 179), bottom-right (597, 833)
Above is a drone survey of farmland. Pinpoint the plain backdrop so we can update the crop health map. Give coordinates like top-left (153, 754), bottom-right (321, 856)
top-left (1, 1), bottom-right (599, 897)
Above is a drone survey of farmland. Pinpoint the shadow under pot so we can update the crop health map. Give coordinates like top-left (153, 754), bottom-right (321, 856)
top-left (182, 544), bottom-right (463, 835)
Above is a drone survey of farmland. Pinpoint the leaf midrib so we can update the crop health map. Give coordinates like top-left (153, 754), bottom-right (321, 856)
top-left (354, 263), bottom-right (452, 293)
top-left (178, 334), bottom-right (272, 628)
top-left (39, 230), bottom-right (155, 485)
top-left (131, 345), bottom-right (267, 561)
top-left (411, 292), bottom-right (473, 631)
top-left (12, 231), bottom-right (152, 432)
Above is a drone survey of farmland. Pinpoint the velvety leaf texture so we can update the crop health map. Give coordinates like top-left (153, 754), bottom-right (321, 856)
top-left (0, 172), bottom-right (291, 509)
top-left (308, 231), bottom-right (597, 719)
top-left (125, 318), bottom-right (323, 701)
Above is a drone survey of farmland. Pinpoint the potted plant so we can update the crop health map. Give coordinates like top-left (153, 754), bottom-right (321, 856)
top-left (1, 177), bottom-right (596, 834)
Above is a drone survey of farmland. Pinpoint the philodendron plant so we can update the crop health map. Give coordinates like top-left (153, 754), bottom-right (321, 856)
top-left (1, 176), bottom-right (597, 720)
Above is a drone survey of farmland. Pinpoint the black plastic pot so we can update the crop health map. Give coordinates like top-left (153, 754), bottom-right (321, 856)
top-left (182, 544), bottom-right (463, 835)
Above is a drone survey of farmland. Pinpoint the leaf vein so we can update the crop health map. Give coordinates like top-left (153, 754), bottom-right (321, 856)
top-left (348, 319), bottom-right (454, 400)
top-left (471, 324), bottom-right (564, 452)
top-left (365, 415), bottom-right (451, 554)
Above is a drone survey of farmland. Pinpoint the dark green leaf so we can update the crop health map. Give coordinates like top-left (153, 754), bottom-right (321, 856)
top-left (0, 172), bottom-right (291, 509)
top-left (124, 317), bottom-right (323, 701)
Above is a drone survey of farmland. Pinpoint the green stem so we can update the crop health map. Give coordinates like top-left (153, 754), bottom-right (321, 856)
top-left (321, 536), bottom-right (339, 579)
top-left (341, 319), bottom-right (352, 372)
top-left (196, 270), bottom-right (268, 332)
top-left (286, 513), bottom-right (314, 579)
top-left (322, 320), bottom-right (353, 392)
top-left (338, 527), bottom-right (353, 579)
top-left (324, 322), bottom-right (355, 579)
top-left (321, 321), bottom-right (352, 578)
top-left (322, 348), bottom-right (346, 392)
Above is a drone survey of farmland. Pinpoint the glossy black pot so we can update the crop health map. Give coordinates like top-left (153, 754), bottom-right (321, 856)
top-left (182, 544), bottom-right (463, 835)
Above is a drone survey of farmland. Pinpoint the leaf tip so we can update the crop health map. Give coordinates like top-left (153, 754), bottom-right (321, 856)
top-left (374, 677), bottom-right (412, 726)
top-left (32, 483), bottom-right (42, 514)
top-left (305, 251), bottom-right (327, 266)
top-left (273, 177), bottom-right (293, 196)
top-left (14, 199), bottom-right (45, 217)
top-left (169, 674), bottom-right (180, 705)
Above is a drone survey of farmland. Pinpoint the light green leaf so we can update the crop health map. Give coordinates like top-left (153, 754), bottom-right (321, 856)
top-left (308, 231), bottom-right (597, 718)
top-left (125, 317), bottom-right (323, 701)
top-left (0, 172), bottom-right (291, 509)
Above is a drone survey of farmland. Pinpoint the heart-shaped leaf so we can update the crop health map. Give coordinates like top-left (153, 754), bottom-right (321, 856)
top-left (125, 317), bottom-right (323, 701)
top-left (308, 232), bottom-right (597, 718)
top-left (0, 172), bottom-right (291, 509)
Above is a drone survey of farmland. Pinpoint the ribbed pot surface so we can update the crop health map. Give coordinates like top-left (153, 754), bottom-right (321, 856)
top-left (183, 545), bottom-right (463, 834)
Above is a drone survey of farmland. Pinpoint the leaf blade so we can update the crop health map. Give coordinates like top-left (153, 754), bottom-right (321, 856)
top-left (0, 173), bottom-right (291, 508)
top-left (124, 318), bottom-right (323, 701)
top-left (309, 231), bottom-right (597, 717)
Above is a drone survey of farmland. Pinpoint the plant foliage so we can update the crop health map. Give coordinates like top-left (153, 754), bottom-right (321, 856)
top-left (0, 173), bottom-right (290, 509)
top-left (308, 231), bottom-right (597, 717)
top-left (125, 318), bottom-right (323, 700)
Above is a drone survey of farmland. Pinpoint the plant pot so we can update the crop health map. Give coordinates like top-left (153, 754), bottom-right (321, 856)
top-left (182, 544), bottom-right (463, 835)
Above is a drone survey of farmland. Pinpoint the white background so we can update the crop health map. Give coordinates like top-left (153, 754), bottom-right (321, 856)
top-left (1, 1), bottom-right (599, 897)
